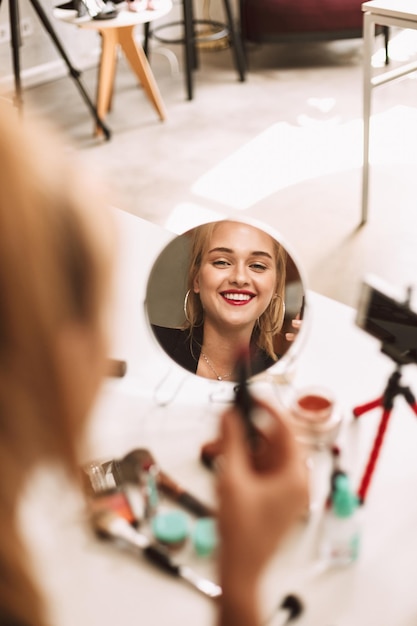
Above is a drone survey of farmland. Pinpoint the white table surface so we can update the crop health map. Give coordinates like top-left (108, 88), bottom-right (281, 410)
top-left (362, 0), bottom-right (417, 20)
top-left (54, 1), bottom-right (173, 28)
top-left (23, 208), bottom-right (417, 626)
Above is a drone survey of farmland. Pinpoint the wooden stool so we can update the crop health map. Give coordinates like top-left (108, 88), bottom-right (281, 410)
top-left (54, 2), bottom-right (172, 135)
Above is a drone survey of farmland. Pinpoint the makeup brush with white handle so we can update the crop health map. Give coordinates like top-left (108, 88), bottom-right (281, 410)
top-left (92, 509), bottom-right (222, 600)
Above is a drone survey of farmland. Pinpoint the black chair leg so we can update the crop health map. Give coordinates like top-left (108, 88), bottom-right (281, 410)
top-left (383, 25), bottom-right (390, 65)
top-left (143, 0), bottom-right (245, 100)
top-left (222, 0), bottom-right (246, 81)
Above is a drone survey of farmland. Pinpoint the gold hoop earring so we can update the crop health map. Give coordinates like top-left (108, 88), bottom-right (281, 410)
top-left (183, 289), bottom-right (191, 323)
top-left (184, 290), bottom-right (204, 327)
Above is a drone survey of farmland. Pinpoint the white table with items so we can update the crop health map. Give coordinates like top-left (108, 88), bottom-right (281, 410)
top-left (25, 208), bottom-right (417, 626)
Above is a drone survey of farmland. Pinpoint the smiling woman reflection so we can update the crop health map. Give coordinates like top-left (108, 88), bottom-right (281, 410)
top-left (152, 220), bottom-right (286, 380)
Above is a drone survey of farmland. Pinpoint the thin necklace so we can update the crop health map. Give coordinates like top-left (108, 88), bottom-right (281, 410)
top-left (201, 351), bottom-right (233, 381)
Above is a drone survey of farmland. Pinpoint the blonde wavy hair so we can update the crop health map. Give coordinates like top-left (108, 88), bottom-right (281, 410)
top-left (0, 103), bottom-right (113, 626)
top-left (183, 220), bottom-right (287, 360)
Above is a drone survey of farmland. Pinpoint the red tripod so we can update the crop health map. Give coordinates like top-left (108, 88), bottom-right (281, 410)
top-left (353, 366), bottom-right (417, 503)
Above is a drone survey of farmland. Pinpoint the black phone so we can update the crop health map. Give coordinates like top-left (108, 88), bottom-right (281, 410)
top-left (356, 276), bottom-right (417, 366)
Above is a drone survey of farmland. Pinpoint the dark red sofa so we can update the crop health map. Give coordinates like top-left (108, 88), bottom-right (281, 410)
top-left (239, 0), bottom-right (387, 49)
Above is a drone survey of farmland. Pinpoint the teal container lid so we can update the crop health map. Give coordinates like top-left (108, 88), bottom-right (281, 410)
top-left (192, 517), bottom-right (218, 557)
top-left (151, 510), bottom-right (189, 544)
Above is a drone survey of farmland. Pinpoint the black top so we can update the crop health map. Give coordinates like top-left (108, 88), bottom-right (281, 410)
top-left (151, 325), bottom-right (276, 377)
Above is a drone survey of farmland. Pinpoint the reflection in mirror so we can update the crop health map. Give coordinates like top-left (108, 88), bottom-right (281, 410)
top-left (146, 219), bottom-right (305, 382)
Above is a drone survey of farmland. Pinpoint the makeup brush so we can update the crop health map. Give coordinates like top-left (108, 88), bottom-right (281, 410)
top-left (200, 348), bottom-right (261, 471)
top-left (119, 449), bottom-right (216, 518)
top-left (264, 593), bottom-right (304, 626)
top-left (274, 594), bottom-right (304, 625)
top-left (92, 510), bottom-right (222, 599)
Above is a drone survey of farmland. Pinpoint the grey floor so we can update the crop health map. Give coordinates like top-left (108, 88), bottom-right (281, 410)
top-left (22, 28), bottom-right (417, 310)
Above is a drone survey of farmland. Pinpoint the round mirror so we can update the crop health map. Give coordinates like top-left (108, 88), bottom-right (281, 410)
top-left (145, 218), bottom-right (306, 382)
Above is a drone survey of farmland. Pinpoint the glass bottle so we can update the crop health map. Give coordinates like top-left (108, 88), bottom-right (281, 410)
top-left (320, 474), bottom-right (361, 566)
top-left (285, 385), bottom-right (343, 514)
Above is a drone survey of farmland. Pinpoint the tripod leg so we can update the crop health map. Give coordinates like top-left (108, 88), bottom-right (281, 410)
top-left (28, 0), bottom-right (111, 140)
top-left (358, 408), bottom-right (392, 503)
top-left (353, 397), bottom-right (383, 418)
top-left (402, 387), bottom-right (417, 417)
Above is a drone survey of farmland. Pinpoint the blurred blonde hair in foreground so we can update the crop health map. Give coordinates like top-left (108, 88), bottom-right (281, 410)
top-left (0, 101), bottom-right (114, 626)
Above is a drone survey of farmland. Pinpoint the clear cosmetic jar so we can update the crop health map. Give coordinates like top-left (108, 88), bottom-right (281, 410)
top-left (288, 386), bottom-right (342, 450)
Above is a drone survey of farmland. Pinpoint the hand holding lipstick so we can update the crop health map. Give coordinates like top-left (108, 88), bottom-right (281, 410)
top-left (216, 400), bottom-right (308, 626)
top-left (285, 297), bottom-right (304, 343)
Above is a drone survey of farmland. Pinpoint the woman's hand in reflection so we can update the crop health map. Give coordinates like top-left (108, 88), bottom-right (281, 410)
top-left (285, 317), bottom-right (302, 342)
top-left (216, 400), bottom-right (308, 626)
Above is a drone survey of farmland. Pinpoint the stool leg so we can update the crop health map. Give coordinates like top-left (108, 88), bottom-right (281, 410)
top-left (96, 28), bottom-right (119, 136)
top-left (183, 0), bottom-right (195, 100)
top-left (118, 25), bottom-right (167, 121)
top-left (222, 0), bottom-right (245, 81)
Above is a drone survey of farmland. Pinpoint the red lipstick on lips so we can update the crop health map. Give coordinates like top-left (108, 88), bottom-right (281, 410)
top-left (220, 290), bottom-right (255, 305)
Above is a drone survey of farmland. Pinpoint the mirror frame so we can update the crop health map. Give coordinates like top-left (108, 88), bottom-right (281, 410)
top-left (145, 216), bottom-right (308, 382)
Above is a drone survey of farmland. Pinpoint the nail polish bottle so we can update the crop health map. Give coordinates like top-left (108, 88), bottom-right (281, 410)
top-left (320, 474), bottom-right (361, 566)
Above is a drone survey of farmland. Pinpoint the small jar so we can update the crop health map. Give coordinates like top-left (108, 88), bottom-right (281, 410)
top-left (192, 518), bottom-right (218, 557)
top-left (289, 386), bottom-right (342, 450)
top-left (151, 510), bottom-right (189, 550)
